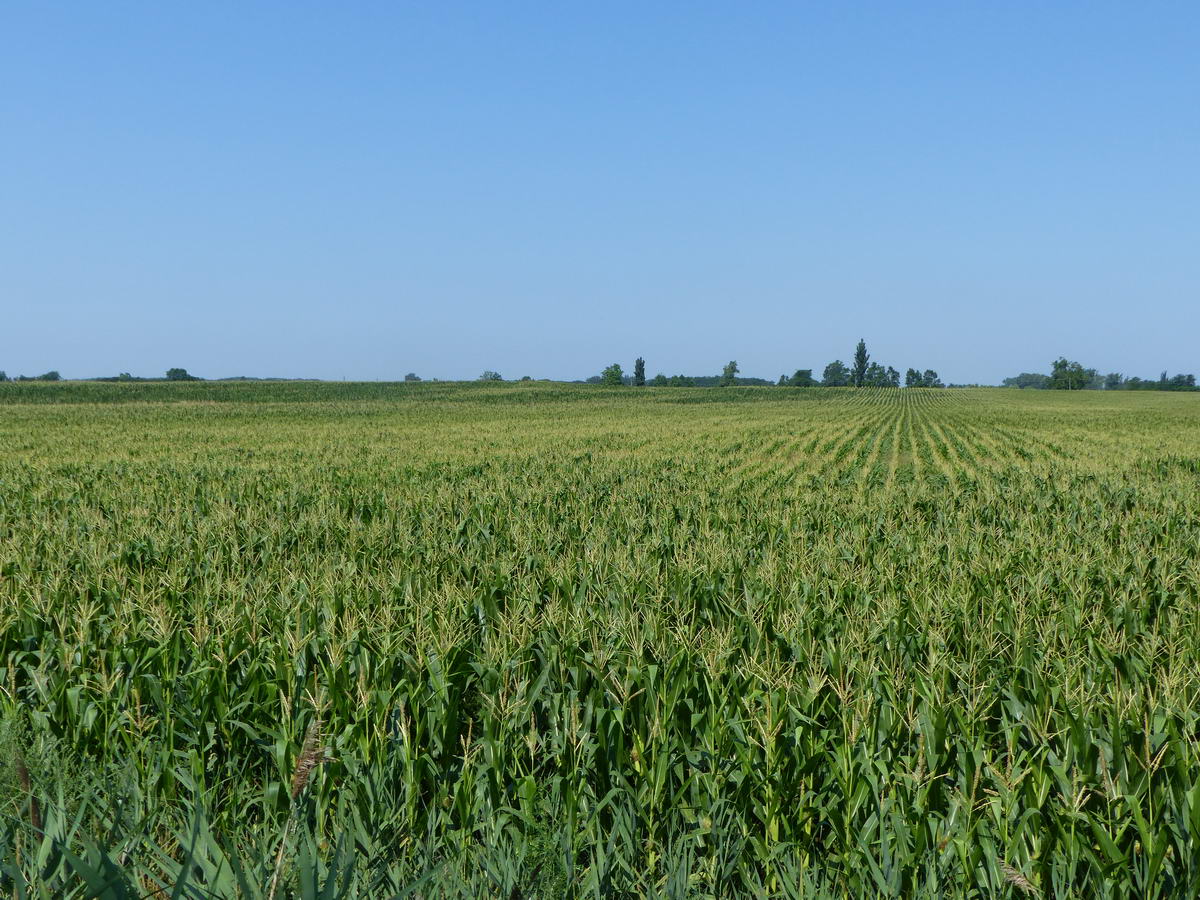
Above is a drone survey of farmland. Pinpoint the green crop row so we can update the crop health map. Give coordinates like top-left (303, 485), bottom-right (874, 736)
top-left (1, 384), bottom-right (1199, 896)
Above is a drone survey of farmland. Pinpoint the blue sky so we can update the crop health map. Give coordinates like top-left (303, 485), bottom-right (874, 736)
top-left (2, 2), bottom-right (1197, 383)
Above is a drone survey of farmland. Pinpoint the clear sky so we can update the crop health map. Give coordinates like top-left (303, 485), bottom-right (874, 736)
top-left (2, 2), bottom-right (1197, 384)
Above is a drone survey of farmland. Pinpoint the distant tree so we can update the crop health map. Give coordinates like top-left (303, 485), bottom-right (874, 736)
top-left (0, 371), bottom-right (8, 382)
top-left (1103, 373), bottom-right (1124, 390)
top-left (479, 370), bottom-right (503, 381)
top-left (668, 374), bottom-right (695, 387)
top-left (720, 360), bottom-right (739, 386)
top-left (650, 373), bottom-right (668, 386)
top-left (519, 375), bottom-right (532, 381)
top-left (166, 368), bottom-right (198, 381)
top-left (822, 360), bottom-right (850, 386)
top-left (788, 369), bottom-right (817, 387)
top-left (778, 374), bottom-right (788, 386)
top-left (404, 373), bottom-right (421, 382)
top-left (1119, 373), bottom-right (1197, 391)
top-left (1001, 372), bottom-right (1050, 389)
top-left (1048, 358), bottom-right (1092, 390)
top-left (906, 368), bottom-right (942, 387)
top-left (600, 363), bottom-right (624, 386)
top-left (633, 357), bottom-right (646, 387)
top-left (851, 339), bottom-right (870, 387)
top-left (885, 366), bottom-right (901, 388)
top-left (38, 371), bottom-right (62, 382)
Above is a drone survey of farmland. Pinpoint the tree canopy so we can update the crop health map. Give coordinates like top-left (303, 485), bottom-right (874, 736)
top-left (1002, 360), bottom-right (1196, 391)
top-left (822, 360), bottom-right (850, 387)
top-left (851, 339), bottom-right (870, 387)
top-left (600, 363), bottom-right (625, 386)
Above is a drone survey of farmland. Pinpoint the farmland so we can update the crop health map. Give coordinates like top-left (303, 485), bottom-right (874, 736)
top-left (2, 381), bottom-right (1200, 897)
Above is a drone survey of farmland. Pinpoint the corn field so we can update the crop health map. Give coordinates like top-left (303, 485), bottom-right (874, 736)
top-left (2, 381), bottom-right (1200, 897)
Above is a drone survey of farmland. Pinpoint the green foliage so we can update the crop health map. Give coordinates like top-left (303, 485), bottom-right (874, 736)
top-left (822, 359), bottom-right (849, 386)
top-left (1117, 374), bottom-right (1198, 392)
top-left (851, 339), bottom-right (870, 387)
top-left (719, 360), bottom-right (738, 386)
top-left (862, 362), bottom-right (899, 387)
top-left (2, 384), bottom-right (1200, 896)
top-left (600, 363), bottom-right (624, 386)
top-left (404, 373), bottom-right (421, 382)
top-left (1002, 372), bottom-right (1051, 389)
top-left (633, 357), bottom-right (646, 387)
top-left (1049, 358), bottom-right (1096, 390)
top-left (165, 368), bottom-right (199, 381)
top-left (907, 368), bottom-right (944, 388)
top-left (478, 370), bottom-right (503, 381)
top-left (787, 369), bottom-right (817, 387)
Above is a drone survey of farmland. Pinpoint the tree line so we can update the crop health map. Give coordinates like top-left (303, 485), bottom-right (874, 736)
top-left (11, 348), bottom-right (1192, 391)
top-left (591, 341), bottom-right (943, 389)
top-left (1002, 358), bottom-right (1198, 391)
top-left (0, 368), bottom-right (204, 383)
top-left (0, 371), bottom-right (62, 382)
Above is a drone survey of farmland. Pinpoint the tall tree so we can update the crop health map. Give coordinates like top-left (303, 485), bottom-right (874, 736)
top-left (720, 360), bottom-right (739, 386)
top-left (1104, 372), bottom-right (1124, 390)
top-left (822, 360), bottom-right (850, 386)
top-left (633, 357), bottom-right (646, 386)
top-left (905, 368), bottom-right (921, 387)
top-left (922, 369), bottom-right (943, 388)
top-left (851, 339), bottom-right (870, 387)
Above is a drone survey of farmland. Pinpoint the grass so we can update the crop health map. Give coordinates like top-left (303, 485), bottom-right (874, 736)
top-left (1, 382), bottom-right (1199, 896)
